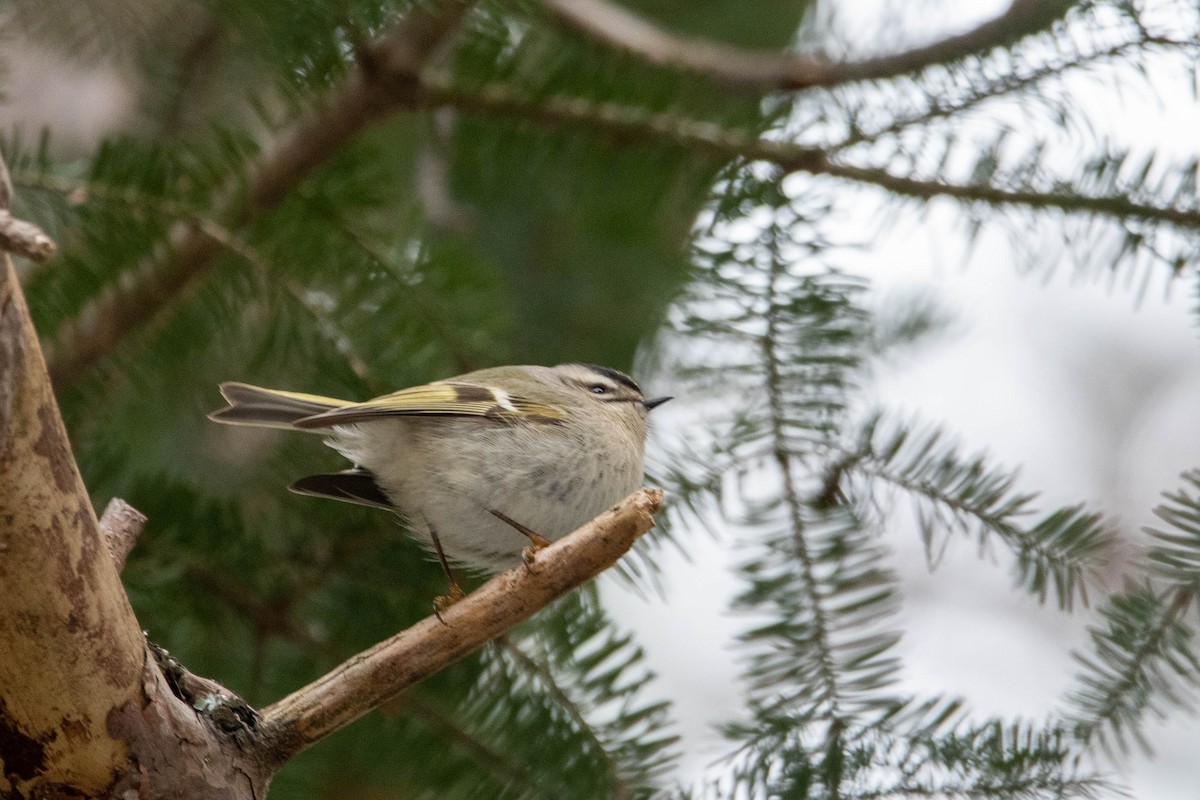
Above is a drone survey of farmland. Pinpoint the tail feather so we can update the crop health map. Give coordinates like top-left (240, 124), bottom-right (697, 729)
top-left (209, 382), bottom-right (350, 430)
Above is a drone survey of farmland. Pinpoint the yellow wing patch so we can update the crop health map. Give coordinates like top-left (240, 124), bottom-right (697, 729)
top-left (292, 382), bottom-right (566, 429)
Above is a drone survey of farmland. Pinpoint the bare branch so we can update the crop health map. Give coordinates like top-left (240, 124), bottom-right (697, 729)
top-left (43, 0), bottom-right (472, 388)
top-left (98, 497), bottom-right (147, 572)
top-left (255, 487), bottom-right (664, 766)
top-left (541, 0), bottom-right (1076, 90)
top-left (0, 153), bottom-right (56, 263)
top-left (0, 210), bottom-right (57, 263)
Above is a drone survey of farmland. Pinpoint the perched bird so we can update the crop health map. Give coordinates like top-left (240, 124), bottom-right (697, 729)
top-left (210, 363), bottom-right (671, 600)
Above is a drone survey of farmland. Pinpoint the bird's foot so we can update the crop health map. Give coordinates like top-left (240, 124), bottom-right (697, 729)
top-left (433, 582), bottom-right (465, 624)
top-left (490, 508), bottom-right (551, 568)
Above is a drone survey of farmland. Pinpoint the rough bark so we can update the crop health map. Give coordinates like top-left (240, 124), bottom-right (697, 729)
top-left (0, 253), bottom-right (271, 797)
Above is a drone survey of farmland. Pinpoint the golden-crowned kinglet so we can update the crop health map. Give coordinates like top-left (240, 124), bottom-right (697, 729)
top-left (210, 363), bottom-right (672, 577)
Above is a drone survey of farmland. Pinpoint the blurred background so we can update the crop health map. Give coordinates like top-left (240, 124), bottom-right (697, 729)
top-left (4, 0), bottom-right (1199, 797)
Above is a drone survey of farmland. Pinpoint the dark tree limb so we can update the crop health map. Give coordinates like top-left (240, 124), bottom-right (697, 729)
top-left (540, 0), bottom-right (1077, 90)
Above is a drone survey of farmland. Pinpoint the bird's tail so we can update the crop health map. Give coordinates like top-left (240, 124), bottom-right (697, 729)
top-left (208, 382), bottom-right (351, 430)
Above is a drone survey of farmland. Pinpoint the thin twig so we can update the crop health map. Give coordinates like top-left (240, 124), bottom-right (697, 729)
top-left (541, 0), bottom-right (1076, 90)
top-left (255, 488), bottom-right (663, 767)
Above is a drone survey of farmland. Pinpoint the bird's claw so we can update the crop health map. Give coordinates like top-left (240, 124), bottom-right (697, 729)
top-left (433, 583), bottom-right (465, 624)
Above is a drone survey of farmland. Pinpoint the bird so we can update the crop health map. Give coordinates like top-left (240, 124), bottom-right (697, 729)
top-left (209, 363), bottom-right (671, 604)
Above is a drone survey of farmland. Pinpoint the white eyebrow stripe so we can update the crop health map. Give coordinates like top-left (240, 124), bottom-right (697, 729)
top-left (495, 389), bottom-right (517, 412)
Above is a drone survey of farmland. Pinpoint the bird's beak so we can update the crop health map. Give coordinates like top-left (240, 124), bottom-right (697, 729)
top-left (643, 396), bottom-right (673, 411)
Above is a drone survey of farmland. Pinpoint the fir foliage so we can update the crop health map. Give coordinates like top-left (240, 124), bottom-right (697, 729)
top-left (662, 165), bottom-right (1112, 798)
top-left (1063, 471), bottom-right (1200, 758)
top-left (839, 416), bottom-right (1115, 611)
top-left (4, 0), bottom-right (1200, 797)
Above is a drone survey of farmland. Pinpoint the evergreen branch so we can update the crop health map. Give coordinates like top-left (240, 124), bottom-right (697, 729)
top-left (184, 564), bottom-right (337, 659)
top-left (150, 14), bottom-right (224, 140)
top-left (457, 592), bottom-right (677, 798)
top-left (835, 35), bottom-right (1190, 150)
top-left (848, 775), bottom-right (1104, 800)
top-left (188, 220), bottom-right (379, 388)
top-left (322, 222), bottom-right (487, 373)
top-left (398, 694), bottom-right (560, 800)
top-left (419, 79), bottom-right (1200, 231)
top-left (716, 714), bottom-right (1102, 800)
top-left (843, 420), bottom-right (1113, 610)
top-left (814, 160), bottom-right (1200, 229)
top-left (761, 241), bottom-right (843, 727)
top-left (1147, 469), bottom-right (1200, 589)
top-left (540, 0), bottom-right (1077, 91)
top-left (257, 488), bottom-right (663, 767)
top-left (498, 638), bottom-right (632, 799)
top-left (14, 170), bottom-right (384, 389)
top-left (13, 170), bottom-right (200, 220)
top-left (1068, 585), bottom-right (1200, 755)
top-left (42, 0), bottom-right (472, 388)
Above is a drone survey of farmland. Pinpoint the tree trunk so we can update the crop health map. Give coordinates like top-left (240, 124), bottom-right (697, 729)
top-left (0, 252), bottom-right (271, 798)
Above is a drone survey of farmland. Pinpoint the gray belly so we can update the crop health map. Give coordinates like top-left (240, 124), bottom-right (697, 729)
top-left (341, 418), bottom-right (643, 573)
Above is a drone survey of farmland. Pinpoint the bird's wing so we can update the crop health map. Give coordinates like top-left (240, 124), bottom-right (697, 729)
top-left (292, 382), bottom-right (566, 429)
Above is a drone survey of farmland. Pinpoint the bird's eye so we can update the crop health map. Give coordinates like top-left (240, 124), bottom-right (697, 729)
top-left (590, 384), bottom-right (607, 395)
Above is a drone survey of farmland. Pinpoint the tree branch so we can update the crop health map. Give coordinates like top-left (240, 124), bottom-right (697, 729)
top-left (0, 148), bottom-right (276, 797)
top-left (0, 153), bottom-right (56, 264)
top-left (817, 160), bottom-right (1200, 229)
top-left (833, 35), bottom-right (1192, 150)
top-left (540, 0), bottom-right (1077, 90)
top-left (420, 80), bottom-right (1200, 230)
top-left (98, 497), bottom-right (147, 572)
top-left (255, 487), bottom-right (664, 767)
top-left (43, 0), bottom-right (471, 388)
top-left (0, 210), bottom-right (56, 264)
